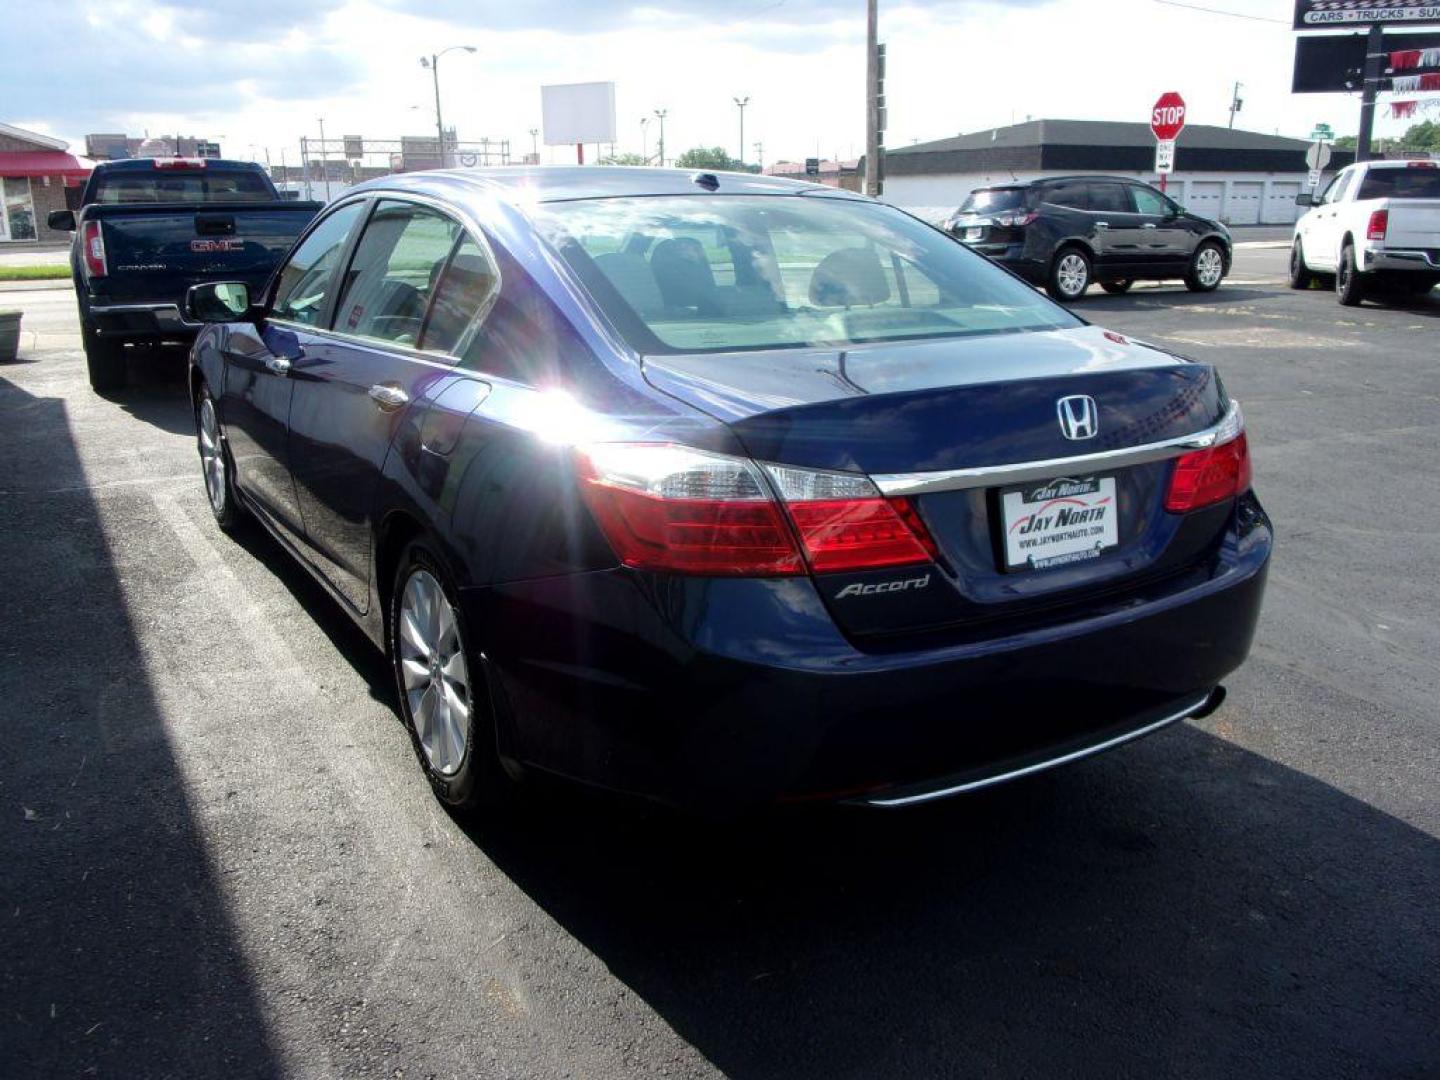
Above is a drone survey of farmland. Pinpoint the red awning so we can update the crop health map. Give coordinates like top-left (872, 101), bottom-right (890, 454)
top-left (1, 151), bottom-right (92, 180)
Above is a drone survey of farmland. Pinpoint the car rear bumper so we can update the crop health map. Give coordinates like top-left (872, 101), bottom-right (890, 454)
top-left (1359, 245), bottom-right (1440, 273)
top-left (88, 302), bottom-right (200, 339)
top-left (463, 505), bottom-right (1271, 811)
top-left (961, 242), bottom-right (1047, 283)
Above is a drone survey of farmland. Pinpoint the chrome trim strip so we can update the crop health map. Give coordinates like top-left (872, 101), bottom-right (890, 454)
top-left (860, 693), bottom-right (1212, 808)
top-left (872, 401), bottom-right (1242, 497)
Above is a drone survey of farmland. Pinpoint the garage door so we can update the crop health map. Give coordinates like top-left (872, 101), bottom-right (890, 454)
top-left (1186, 181), bottom-right (1224, 219)
top-left (1227, 182), bottom-right (1263, 226)
top-left (1265, 182), bottom-right (1302, 225)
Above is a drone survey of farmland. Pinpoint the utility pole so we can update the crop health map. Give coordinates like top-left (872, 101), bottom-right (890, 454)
top-left (864, 0), bottom-right (885, 197)
top-left (316, 118), bottom-right (331, 202)
top-left (1356, 24), bottom-right (1385, 163)
top-left (299, 137), bottom-right (312, 201)
top-left (529, 128), bottom-right (539, 162)
top-left (754, 141), bottom-right (764, 171)
top-left (640, 117), bottom-right (649, 163)
top-left (1227, 81), bottom-right (1244, 129)
top-left (654, 109), bottom-right (667, 168)
top-left (422, 45), bottom-right (477, 169)
top-left (733, 96), bottom-right (749, 168)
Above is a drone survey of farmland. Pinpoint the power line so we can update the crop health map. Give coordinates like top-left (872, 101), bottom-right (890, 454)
top-left (1150, 0), bottom-right (1288, 25)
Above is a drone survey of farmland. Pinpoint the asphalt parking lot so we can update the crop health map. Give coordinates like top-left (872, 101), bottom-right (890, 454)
top-left (2, 249), bottom-right (1437, 1080)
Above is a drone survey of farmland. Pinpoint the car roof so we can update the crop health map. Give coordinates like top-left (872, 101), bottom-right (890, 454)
top-left (981, 175), bottom-right (1151, 189)
top-left (346, 166), bottom-right (865, 206)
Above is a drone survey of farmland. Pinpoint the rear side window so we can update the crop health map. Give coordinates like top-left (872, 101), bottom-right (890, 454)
top-left (959, 188), bottom-right (1030, 214)
top-left (333, 201), bottom-right (462, 347)
top-left (1044, 182), bottom-right (1089, 210)
top-left (92, 170), bottom-right (272, 204)
top-left (423, 236), bottom-right (500, 353)
top-left (1356, 167), bottom-right (1440, 200)
top-left (271, 201), bottom-right (366, 327)
top-left (1088, 183), bottom-right (1132, 214)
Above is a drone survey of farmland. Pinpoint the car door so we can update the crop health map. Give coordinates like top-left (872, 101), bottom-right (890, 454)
top-left (1301, 169), bottom-right (1353, 271)
top-left (286, 197), bottom-right (499, 613)
top-left (1128, 183), bottom-right (1190, 269)
top-left (222, 199), bottom-right (367, 538)
top-left (1088, 181), bottom-right (1150, 274)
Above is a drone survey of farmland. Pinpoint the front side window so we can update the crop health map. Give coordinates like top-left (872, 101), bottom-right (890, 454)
top-left (271, 201), bottom-right (366, 326)
top-left (1131, 186), bottom-right (1172, 216)
top-left (1322, 171), bottom-right (1352, 205)
top-left (332, 200), bottom-right (465, 348)
top-left (534, 195), bottom-right (1081, 356)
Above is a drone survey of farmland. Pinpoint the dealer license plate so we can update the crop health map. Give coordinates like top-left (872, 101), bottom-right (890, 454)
top-left (1002, 476), bottom-right (1119, 571)
top-left (965, 226), bottom-right (984, 241)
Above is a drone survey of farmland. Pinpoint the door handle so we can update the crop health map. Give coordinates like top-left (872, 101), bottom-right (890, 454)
top-left (1143, 223), bottom-right (1158, 229)
top-left (1095, 222), bottom-right (1110, 230)
top-left (264, 355), bottom-right (292, 376)
top-left (368, 384), bottom-right (410, 411)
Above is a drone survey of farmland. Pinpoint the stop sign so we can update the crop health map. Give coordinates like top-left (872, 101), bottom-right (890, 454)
top-left (1151, 92), bottom-right (1187, 141)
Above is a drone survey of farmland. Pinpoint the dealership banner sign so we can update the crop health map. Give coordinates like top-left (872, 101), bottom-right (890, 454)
top-left (1295, 1), bottom-right (1440, 28)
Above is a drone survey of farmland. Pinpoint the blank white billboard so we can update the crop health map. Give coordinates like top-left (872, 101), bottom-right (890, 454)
top-left (541, 82), bottom-right (617, 146)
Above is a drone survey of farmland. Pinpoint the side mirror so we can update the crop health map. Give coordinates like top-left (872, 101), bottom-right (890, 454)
top-left (47, 209), bottom-right (76, 232)
top-left (184, 281), bottom-right (253, 324)
top-left (1295, 193), bottom-right (1315, 207)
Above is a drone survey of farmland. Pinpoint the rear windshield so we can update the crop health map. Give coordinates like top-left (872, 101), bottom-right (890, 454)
top-left (534, 195), bottom-right (1080, 356)
top-left (92, 170), bottom-right (272, 204)
top-left (960, 188), bottom-right (1030, 214)
top-left (1356, 167), bottom-right (1440, 201)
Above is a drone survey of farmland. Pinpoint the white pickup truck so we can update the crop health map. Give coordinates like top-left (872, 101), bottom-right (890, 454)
top-left (1291, 160), bottom-right (1440, 306)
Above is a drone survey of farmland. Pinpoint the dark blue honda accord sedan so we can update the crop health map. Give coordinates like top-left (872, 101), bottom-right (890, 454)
top-left (185, 166), bottom-right (1270, 813)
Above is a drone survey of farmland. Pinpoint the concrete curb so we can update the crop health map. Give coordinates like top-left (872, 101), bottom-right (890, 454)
top-left (0, 279), bottom-right (72, 293)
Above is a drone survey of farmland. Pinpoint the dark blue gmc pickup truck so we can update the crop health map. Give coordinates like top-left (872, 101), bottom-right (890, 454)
top-left (48, 158), bottom-right (320, 392)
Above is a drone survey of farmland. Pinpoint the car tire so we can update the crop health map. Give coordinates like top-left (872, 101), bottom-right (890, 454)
top-left (1288, 240), bottom-right (1316, 290)
top-left (1046, 247), bottom-right (1092, 302)
top-left (195, 383), bottom-right (246, 533)
top-left (390, 541), bottom-right (516, 816)
top-left (1100, 280), bottom-right (1134, 295)
top-left (1184, 241), bottom-right (1226, 293)
top-left (81, 320), bottom-right (126, 393)
top-left (1336, 243), bottom-right (1366, 307)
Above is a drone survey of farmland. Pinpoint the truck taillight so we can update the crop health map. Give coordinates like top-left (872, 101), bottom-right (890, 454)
top-left (574, 444), bottom-right (937, 577)
top-left (81, 221), bottom-right (106, 278)
top-left (1367, 210), bottom-right (1389, 241)
top-left (1164, 404), bottom-right (1251, 513)
top-left (153, 157), bottom-right (207, 169)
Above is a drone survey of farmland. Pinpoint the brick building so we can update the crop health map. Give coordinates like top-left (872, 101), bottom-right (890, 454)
top-left (1, 122), bottom-right (92, 244)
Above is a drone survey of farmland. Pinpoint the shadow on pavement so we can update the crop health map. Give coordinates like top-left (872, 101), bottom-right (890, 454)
top-left (1081, 286), bottom-right (1278, 311)
top-left (471, 724), bottom-right (1439, 1079)
top-left (0, 375), bottom-right (282, 1077)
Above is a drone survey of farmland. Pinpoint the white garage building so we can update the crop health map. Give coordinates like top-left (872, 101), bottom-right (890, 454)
top-left (882, 119), bottom-right (1351, 227)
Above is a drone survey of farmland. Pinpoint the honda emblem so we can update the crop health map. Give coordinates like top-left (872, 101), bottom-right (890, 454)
top-left (1057, 395), bottom-right (1099, 441)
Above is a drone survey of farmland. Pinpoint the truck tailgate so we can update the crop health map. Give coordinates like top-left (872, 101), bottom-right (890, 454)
top-left (91, 202), bottom-right (319, 304)
top-left (1385, 199), bottom-right (1440, 250)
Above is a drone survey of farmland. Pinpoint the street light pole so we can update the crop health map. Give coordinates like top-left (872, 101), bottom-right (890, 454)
top-left (422, 45), bottom-right (477, 169)
top-left (733, 96), bottom-right (749, 167)
top-left (528, 128), bottom-right (539, 162)
top-left (317, 117), bottom-right (330, 202)
top-left (640, 117), bottom-right (649, 163)
top-left (754, 141), bottom-right (763, 171)
top-left (654, 109), bottom-right (667, 168)
top-left (1227, 81), bottom-right (1244, 130)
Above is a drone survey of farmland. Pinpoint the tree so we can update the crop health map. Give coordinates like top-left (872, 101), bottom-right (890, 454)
top-left (675, 146), bottom-right (738, 170)
top-left (1334, 135), bottom-right (1358, 150)
top-left (598, 152), bottom-right (647, 166)
top-left (1398, 121), bottom-right (1440, 150)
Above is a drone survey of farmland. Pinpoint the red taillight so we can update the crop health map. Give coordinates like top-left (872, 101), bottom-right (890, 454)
top-left (1165, 432), bottom-right (1252, 513)
top-left (576, 445), bottom-right (803, 576)
top-left (785, 497), bottom-right (935, 573)
top-left (1367, 210), bottom-right (1389, 241)
top-left (574, 445), bottom-right (939, 577)
top-left (81, 220), bottom-right (106, 278)
top-left (995, 211), bottom-right (1038, 227)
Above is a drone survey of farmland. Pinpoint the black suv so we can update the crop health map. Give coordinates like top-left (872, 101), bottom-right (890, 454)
top-left (942, 176), bottom-right (1232, 302)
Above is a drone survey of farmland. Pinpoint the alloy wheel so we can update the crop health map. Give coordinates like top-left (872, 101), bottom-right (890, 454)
top-left (198, 396), bottom-right (226, 513)
top-left (1057, 253), bottom-right (1089, 297)
top-left (397, 569), bottom-right (471, 777)
top-left (1196, 247), bottom-right (1224, 288)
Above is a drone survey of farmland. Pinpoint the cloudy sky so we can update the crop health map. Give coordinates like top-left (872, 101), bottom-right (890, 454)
top-left (3, 0), bottom-right (1412, 166)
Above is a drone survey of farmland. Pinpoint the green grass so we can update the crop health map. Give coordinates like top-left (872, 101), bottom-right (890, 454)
top-left (0, 265), bottom-right (71, 281)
